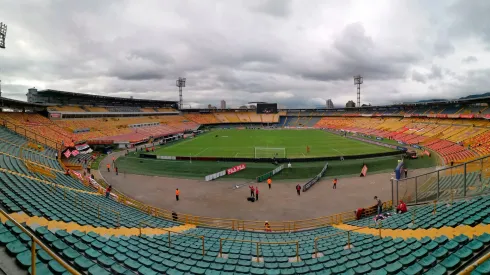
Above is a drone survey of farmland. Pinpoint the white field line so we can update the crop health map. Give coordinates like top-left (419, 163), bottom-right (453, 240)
top-left (194, 147), bottom-right (209, 156)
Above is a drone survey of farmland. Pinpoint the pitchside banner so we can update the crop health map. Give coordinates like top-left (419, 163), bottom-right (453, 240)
top-left (303, 162), bottom-right (328, 192)
top-left (205, 163), bottom-right (247, 181)
top-left (227, 164), bottom-right (246, 175)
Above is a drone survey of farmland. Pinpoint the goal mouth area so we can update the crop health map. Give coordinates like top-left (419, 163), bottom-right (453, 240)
top-left (254, 147), bottom-right (286, 159)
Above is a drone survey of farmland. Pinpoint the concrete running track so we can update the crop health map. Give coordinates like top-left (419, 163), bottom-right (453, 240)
top-left (97, 149), bottom-right (436, 221)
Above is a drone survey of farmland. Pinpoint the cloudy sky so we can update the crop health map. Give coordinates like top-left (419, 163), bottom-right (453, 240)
top-left (1, 0), bottom-right (490, 108)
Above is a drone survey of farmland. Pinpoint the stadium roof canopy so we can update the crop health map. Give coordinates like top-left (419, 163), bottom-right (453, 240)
top-left (0, 96), bottom-right (46, 111)
top-left (30, 89), bottom-right (177, 107)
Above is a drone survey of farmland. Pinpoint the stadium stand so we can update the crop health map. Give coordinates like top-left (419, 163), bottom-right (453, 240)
top-left (84, 106), bottom-right (108, 112)
top-left (184, 113), bottom-right (220, 124)
top-left (2, 91), bottom-right (490, 273)
top-left (140, 108), bottom-right (156, 113)
top-left (1, 139), bottom-right (490, 275)
top-left (105, 106), bottom-right (141, 113)
top-left (48, 106), bottom-right (86, 112)
top-left (312, 116), bottom-right (490, 165)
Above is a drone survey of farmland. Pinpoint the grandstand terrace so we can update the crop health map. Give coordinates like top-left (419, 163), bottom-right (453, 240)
top-left (0, 122), bottom-right (489, 274)
top-left (1, 93), bottom-right (490, 273)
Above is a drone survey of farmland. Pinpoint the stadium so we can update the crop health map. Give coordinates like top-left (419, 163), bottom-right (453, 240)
top-left (0, 87), bottom-right (488, 275)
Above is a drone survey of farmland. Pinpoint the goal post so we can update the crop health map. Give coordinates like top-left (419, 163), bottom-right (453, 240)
top-left (254, 147), bottom-right (286, 159)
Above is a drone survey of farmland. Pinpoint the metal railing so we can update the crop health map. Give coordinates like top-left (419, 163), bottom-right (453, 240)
top-left (313, 223), bottom-right (382, 258)
top-left (0, 209), bottom-right (80, 275)
top-left (219, 238), bottom-right (300, 262)
top-left (97, 175), bottom-right (394, 232)
top-left (72, 194), bottom-right (121, 227)
top-left (1, 119), bottom-right (63, 151)
top-left (392, 154), bottom-right (490, 205)
top-left (139, 221), bottom-right (205, 255)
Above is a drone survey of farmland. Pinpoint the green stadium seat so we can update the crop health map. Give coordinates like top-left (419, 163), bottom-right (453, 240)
top-left (425, 264), bottom-right (447, 275)
top-left (88, 265), bottom-right (111, 275)
top-left (440, 254), bottom-right (461, 271)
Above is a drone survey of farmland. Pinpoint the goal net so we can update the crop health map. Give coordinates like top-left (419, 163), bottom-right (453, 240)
top-left (254, 147), bottom-right (286, 159)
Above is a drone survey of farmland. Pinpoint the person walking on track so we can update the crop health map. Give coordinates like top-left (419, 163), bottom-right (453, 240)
top-left (296, 184), bottom-right (301, 196)
top-left (267, 178), bottom-right (272, 189)
top-left (255, 186), bottom-right (259, 201)
top-left (176, 188), bottom-right (180, 201)
top-left (333, 178), bottom-right (337, 189)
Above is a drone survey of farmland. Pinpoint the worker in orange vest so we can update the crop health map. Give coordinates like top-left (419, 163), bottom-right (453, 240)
top-left (106, 163), bottom-right (110, 172)
top-left (175, 188), bottom-right (180, 201)
top-left (333, 178), bottom-right (337, 189)
top-left (267, 178), bottom-right (272, 189)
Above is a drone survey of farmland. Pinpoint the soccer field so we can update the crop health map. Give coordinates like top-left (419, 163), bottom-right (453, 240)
top-left (154, 129), bottom-right (395, 158)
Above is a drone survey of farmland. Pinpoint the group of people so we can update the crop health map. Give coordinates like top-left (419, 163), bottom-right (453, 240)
top-left (249, 185), bottom-right (260, 201)
top-left (354, 197), bottom-right (407, 221)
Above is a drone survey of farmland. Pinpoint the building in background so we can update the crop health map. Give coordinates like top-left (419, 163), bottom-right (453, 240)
top-left (220, 100), bottom-right (226, 109)
top-left (346, 100), bottom-right (356, 108)
top-left (326, 99), bottom-right (334, 109)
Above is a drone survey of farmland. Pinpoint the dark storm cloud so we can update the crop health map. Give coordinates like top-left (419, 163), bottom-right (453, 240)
top-left (1, 84), bottom-right (32, 101)
top-left (1, 1), bottom-right (490, 108)
top-left (299, 23), bottom-right (421, 82)
top-left (411, 65), bottom-right (445, 85)
top-left (441, 69), bottom-right (490, 97)
top-left (429, 65), bottom-right (443, 79)
top-left (449, 0), bottom-right (490, 45)
top-left (412, 70), bottom-right (427, 84)
top-left (111, 70), bottom-right (166, 81)
top-left (251, 0), bottom-right (293, 18)
top-left (462, 56), bottom-right (478, 64)
top-left (433, 36), bottom-right (455, 58)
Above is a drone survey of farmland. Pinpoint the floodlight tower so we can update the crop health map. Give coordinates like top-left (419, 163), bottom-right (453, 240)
top-left (0, 22), bottom-right (6, 49)
top-left (176, 77), bottom-right (186, 110)
top-left (353, 75), bottom-right (363, 108)
top-left (0, 22), bottom-right (7, 98)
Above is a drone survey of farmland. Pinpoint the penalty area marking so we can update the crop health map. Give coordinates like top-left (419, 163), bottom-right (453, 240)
top-left (333, 148), bottom-right (343, 155)
top-left (235, 152), bottom-right (239, 157)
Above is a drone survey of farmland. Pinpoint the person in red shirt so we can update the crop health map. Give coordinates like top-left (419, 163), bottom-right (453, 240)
top-left (296, 184), bottom-right (301, 196)
top-left (249, 186), bottom-right (255, 197)
top-left (355, 208), bottom-right (364, 220)
top-left (396, 200), bottom-right (407, 214)
top-left (264, 221), bottom-right (271, 232)
top-left (105, 185), bottom-right (112, 198)
top-left (255, 186), bottom-right (259, 201)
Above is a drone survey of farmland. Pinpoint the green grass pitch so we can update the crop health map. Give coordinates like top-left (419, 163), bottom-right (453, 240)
top-left (154, 129), bottom-right (395, 158)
